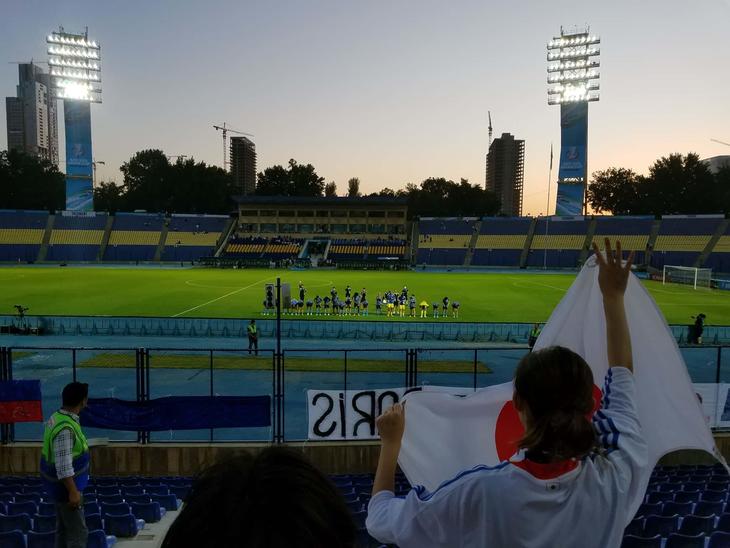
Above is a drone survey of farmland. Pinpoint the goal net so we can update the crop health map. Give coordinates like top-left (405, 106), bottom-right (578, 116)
top-left (662, 265), bottom-right (712, 289)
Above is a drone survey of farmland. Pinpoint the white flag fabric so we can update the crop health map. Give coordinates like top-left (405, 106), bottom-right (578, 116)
top-left (398, 255), bottom-right (722, 501)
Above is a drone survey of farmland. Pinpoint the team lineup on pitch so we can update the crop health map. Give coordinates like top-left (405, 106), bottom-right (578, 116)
top-left (2, 266), bottom-right (729, 325)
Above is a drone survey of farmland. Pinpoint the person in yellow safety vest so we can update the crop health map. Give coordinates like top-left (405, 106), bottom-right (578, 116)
top-left (419, 300), bottom-right (429, 318)
top-left (248, 319), bottom-right (259, 356)
top-left (528, 323), bottom-right (542, 352)
top-left (40, 382), bottom-right (90, 548)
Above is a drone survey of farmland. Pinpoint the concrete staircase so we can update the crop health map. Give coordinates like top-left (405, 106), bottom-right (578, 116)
top-left (519, 217), bottom-right (538, 268)
top-left (463, 220), bottom-right (482, 267)
top-left (96, 215), bottom-right (115, 261)
top-left (153, 220), bottom-right (169, 262)
top-left (409, 221), bottom-right (419, 264)
top-left (579, 217), bottom-right (598, 265)
top-left (214, 218), bottom-right (237, 258)
top-left (645, 219), bottom-right (662, 267)
top-left (36, 214), bottom-right (55, 262)
top-left (696, 218), bottom-right (730, 268)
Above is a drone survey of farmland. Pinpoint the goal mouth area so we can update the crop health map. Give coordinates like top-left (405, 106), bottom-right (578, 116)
top-left (662, 265), bottom-right (713, 290)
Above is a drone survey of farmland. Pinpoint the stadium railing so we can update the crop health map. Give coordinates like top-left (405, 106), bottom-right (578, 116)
top-left (2, 344), bottom-right (728, 444)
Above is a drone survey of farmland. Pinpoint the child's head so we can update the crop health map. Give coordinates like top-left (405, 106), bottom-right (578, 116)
top-left (162, 447), bottom-right (355, 548)
top-left (513, 346), bottom-right (596, 461)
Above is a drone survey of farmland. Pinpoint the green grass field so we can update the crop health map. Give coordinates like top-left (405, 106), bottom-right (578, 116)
top-left (1, 267), bottom-right (728, 324)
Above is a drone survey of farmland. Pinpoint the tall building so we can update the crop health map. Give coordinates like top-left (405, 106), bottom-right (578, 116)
top-left (486, 133), bottom-right (525, 216)
top-left (230, 136), bottom-right (257, 195)
top-left (5, 63), bottom-right (59, 164)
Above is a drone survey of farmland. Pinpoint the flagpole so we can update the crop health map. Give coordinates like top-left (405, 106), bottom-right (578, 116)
top-left (543, 143), bottom-right (553, 270)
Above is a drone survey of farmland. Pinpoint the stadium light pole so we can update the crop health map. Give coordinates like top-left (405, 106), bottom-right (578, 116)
top-left (547, 27), bottom-right (600, 216)
top-left (47, 27), bottom-right (102, 211)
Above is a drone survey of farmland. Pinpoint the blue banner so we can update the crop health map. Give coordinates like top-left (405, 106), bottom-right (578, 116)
top-left (558, 102), bottom-right (588, 181)
top-left (81, 396), bottom-right (271, 431)
top-left (555, 183), bottom-right (585, 216)
top-left (64, 101), bottom-right (94, 212)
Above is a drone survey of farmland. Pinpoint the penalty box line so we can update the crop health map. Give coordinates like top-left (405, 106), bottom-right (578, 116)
top-left (172, 277), bottom-right (272, 317)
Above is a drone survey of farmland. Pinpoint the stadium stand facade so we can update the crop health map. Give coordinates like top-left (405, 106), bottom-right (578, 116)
top-left (0, 210), bottom-right (47, 262)
top-left (706, 222), bottom-right (730, 275)
top-left (591, 215), bottom-right (654, 266)
top-left (416, 218), bottom-right (476, 266)
top-left (46, 212), bottom-right (108, 262)
top-left (161, 214), bottom-right (229, 262)
top-left (526, 217), bottom-right (592, 268)
top-left (472, 217), bottom-right (533, 267)
top-left (650, 216), bottom-right (725, 270)
top-left (103, 212), bottom-right (165, 262)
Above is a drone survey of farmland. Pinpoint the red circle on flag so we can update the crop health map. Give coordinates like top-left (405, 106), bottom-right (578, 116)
top-left (495, 385), bottom-right (603, 461)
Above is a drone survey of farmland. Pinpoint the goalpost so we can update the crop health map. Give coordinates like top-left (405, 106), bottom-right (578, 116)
top-left (662, 265), bottom-right (712, 290)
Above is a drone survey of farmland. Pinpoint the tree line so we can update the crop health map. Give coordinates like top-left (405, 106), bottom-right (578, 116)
top-left (587, 153), bottom-right (730, 215)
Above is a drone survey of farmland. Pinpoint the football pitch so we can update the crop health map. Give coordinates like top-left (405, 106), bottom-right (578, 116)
top-left (2, 266), bottom-right (729, 325)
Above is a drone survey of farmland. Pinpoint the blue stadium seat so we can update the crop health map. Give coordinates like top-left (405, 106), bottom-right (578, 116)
top-left (346, 500), bottom-right (363, 513)
top-left (717, 513), bottom-right (730, 532)
top-left (36, 502), bottom-right (55, 516)
top-left (637, 502), bottom-right (663, 518)
top-left (14, 493), bottom-right (42, 504)
top-left (130, 501), bottom-right (164, 523)
top-left (0, 513), bottom-right (32, 533)
top-left (659, 484), bottom-right (679, 493)
top-left (122, 487), bottom-right (145, 496)
top-left (98, 494), bottom-right (125, 505)
top-left (27, 530), bottom-right (56, 548)
top-left (673, 491), bottom-right (700, 504)
top-left (678, 514), bottom-right (715, 536)
top-left (84, 502), bottom-right (101, 516)
top-left (145, 486), bottom-right (170, 496)
top-left (709, 481), bottom-right (730, 491)
top-left (169, 485), bottom-right (189, 500)
top-left (624, 518), bottom-right (644, 536)
top-left (702, 490), bottom-right (727, 503)
top-left (150, 494), bottom-right (178, 511)
top-left (695, 500), bottom-right (725, 516)
top-left (665, 532), bottom-right (706, 548)
top-left (101, 502), bottom-right (131, 516)
top-left (0, 530), bottom-right (26, 548)
top-left (96, 487), bottom-right (121, 496)
top-left (709, 531), bottom-right (730, 548)
top-left (87, 528), bottom-right (118, 548)
top-left (620, 535), bottom-right (661, 548)
top-left (32, 514), bottom-right (56, 533)
top-left (8, 500), bottom-right (37, 516)
top-left (86, 513), bottom-right (104, 532)
top-left (662, 501), bottom-right (694, 517)
top-left (124, 494), bottom-right (152, 505)
top-left (104, 513), bottom-right (143, 537)
top-left (683, 481), bottom-right (706, 492)
top-left (644, 514), bottom-right (679, 537)
top-left (647, 491), bottom-right (675, 504)
top-left (0, 493), bottom-right (14, 505)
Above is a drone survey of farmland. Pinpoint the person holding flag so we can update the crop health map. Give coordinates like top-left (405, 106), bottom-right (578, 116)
top-left (366, 240), bottom-right (649, 548)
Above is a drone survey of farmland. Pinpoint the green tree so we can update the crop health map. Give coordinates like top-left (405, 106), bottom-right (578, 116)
top-left (0, 149), bottom-right (65, 211)
top-left (347, 177), bottom-right (361, 197)
top-left (324, 181), bottom-right (337, 197)
top-left (256, 159), bottom-right (325, 197)
top-left (646, 153), bottom-right (719, 214)
top-left (119, 149), bottom-right (171, 211)
top-left (399, 177), bottom-right (500, 218)
top-left (93, 180), bottom-right (124, 213)
top-left (587, 168), bottom-right (647, 215)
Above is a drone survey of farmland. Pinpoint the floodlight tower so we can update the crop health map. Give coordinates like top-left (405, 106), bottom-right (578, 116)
top-left (47, 27), bottom-right (102, 211)
top-left (547, 27), bottom-right (600, 215)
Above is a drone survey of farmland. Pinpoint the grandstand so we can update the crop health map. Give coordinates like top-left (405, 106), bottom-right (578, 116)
top-left (160, 214), bottom-right (230, 262)
top-left (706, 222), bottom-right (730, 274)
top-left (103, 212), bottom-right (165, 262)
top-left (46, 212), bottom-right (107, 262)
top-left (591, 215), bottom-right (654, 265)
top-left (0, 210), bottom-right (47, 262)
top-left (416, 218), bottom-right (476, 266)
top-left (472, 217), bottom-right (533, 267)
top-left (526, 217), bottom-right (592, 268)
top-left (650, 216), bottom-right (725, 270)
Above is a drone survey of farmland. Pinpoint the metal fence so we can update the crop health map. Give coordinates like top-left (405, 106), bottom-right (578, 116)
top-left (1, 344), bottom-right (729, 443)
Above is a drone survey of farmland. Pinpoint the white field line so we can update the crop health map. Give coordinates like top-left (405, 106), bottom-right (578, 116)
top-left (172, 277), bottom-right (270, 317)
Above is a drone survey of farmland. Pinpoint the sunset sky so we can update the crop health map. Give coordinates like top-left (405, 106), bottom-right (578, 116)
top-left (2, 0), bottom-right (729, 215)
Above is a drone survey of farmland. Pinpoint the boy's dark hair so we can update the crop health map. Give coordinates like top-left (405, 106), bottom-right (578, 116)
top-left (61, 382), bottom-right (89, 408)
top-left (514, 346), bottom-right (597, 461)
top-left (161, 447), bottom-right (356, 548)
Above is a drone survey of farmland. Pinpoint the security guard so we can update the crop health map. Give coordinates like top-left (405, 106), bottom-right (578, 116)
top-left (528, 323), bottom-right (542, 351)
top-left (40, 382), bottom-right (90, 548)
top-left (248, 319), bottom-right (259, 356)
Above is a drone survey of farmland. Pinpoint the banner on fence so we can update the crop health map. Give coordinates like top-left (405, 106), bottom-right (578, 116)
top-left (308, 383), bottom-right (730, 441)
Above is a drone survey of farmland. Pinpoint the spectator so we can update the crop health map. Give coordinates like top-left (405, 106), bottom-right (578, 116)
top-left (528, 323), bottom-right (542, 351)
top-left (247, 319), bottom-right (258, 356)
top-left (366, 240), bottom-right (647, 548)
top-left (689, 313), bottom-right (706, 344)
top-left (161, 447), bottom-right (356, 548)
top-left (40, 382), bottom-right (91, 548)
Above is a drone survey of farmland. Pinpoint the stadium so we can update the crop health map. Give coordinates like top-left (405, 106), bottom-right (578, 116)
top-left (1, 11), bottom-right (730, 548)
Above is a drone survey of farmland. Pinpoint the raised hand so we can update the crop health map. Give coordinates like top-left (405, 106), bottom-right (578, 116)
top-left (593, 239), bottom-right (634, 301)
top-left (376, 402), bottom-right (406, 446)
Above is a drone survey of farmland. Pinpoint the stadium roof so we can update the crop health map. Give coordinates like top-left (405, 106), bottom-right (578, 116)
top-left (232, 195), bottom-right (408, 207)
top-left (702, 155), bottom-right (730, 174)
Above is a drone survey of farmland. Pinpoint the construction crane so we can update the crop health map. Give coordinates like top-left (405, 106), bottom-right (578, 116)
top-left (488, 111), bottom-right (493, 148)
top-left (213, 123), bottom-right (254, 171)
top-left (711, 138), bottom-right (730, 147)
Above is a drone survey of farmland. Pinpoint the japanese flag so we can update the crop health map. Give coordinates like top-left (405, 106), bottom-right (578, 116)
top-left (398, 255), bottom-right (722, 505)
